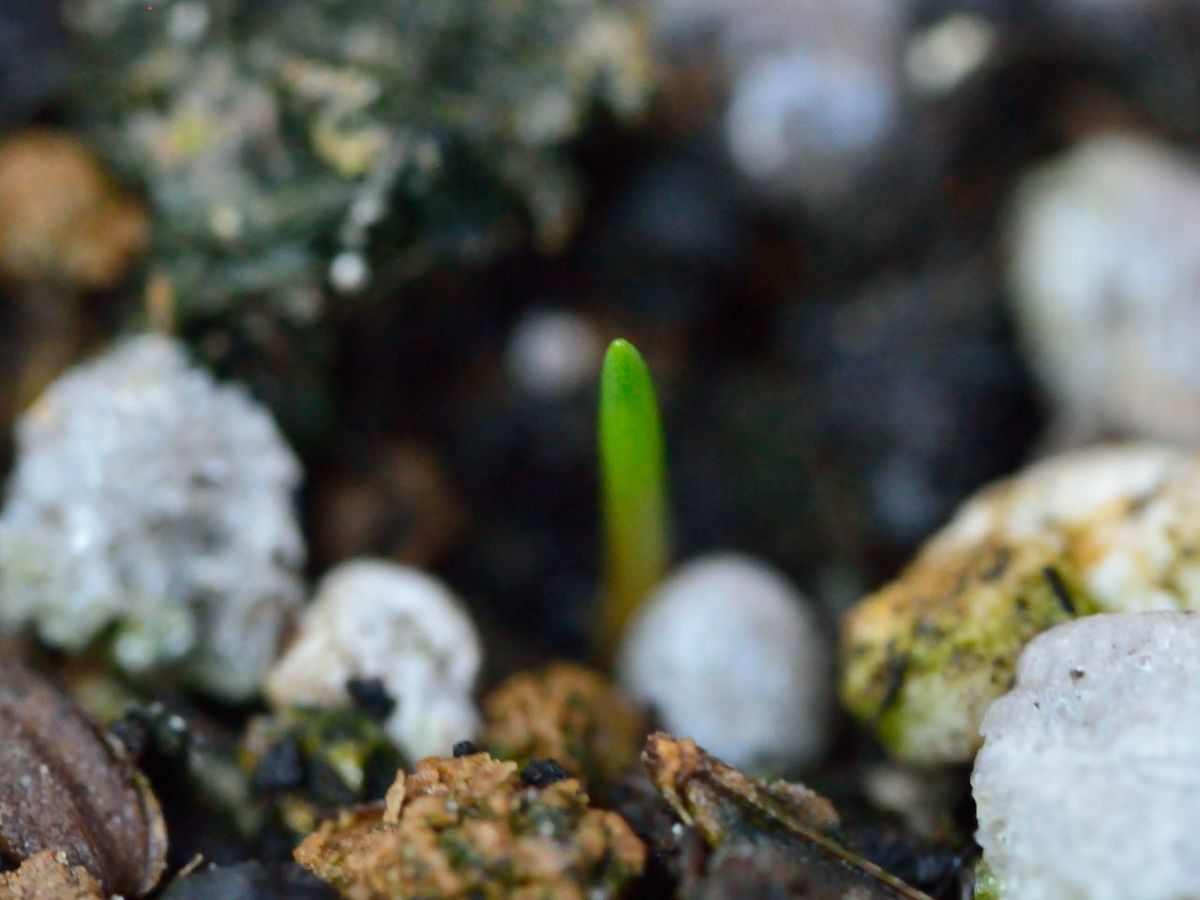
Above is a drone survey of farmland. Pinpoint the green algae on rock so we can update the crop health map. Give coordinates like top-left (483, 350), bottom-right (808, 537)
top-left (842, 444), bottom-right (1200, 765)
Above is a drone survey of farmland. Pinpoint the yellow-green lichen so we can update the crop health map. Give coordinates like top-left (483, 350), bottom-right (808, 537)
top-left (841, 536), bottom-right (1099, 764)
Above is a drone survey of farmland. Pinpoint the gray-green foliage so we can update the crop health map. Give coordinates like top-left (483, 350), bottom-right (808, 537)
top-left (66, 0), bottom-right (651, 319)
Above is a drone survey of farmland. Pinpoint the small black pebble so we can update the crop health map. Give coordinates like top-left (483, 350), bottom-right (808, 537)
top-left (452, 740), bottom-right (478, 757)
top-left (254, 738), bottom-right (306, 793)
top-left (521, 758), bottom-right (568, 787)
top-left (1069, 668), bottom-right (1086, 680)
top-left (346, 677), bottom-right (396, 721)
top-left (110, 716), bottom-right (149, 761)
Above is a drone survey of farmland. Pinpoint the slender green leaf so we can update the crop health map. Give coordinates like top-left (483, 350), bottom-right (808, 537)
top-left (597, 338), bottom-right (670, 657)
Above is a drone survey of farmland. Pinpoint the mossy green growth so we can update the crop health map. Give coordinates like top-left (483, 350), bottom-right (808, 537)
top-left (840, 536), bottom-right (1100, 765)
top-left (596, 338), bottom-right (670, 658)
top-left (242, 707), bottom-right (404, 840)
top-left (973, 859), bottom-right (1002, 900)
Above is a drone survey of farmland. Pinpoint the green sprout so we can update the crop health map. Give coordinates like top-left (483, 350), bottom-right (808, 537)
top-left (597, 339), bottom-right (670, 657)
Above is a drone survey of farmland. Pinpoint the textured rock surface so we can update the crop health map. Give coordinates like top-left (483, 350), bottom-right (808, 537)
top-left (265, 559), bottom-right (481, 761)
top-left (1010, 134), bottom-right (1200, 444)
top-left (0, 335), bottom-right (303, 699)
top-left (483, 662), bottom-right (646, 786)
top-left (618, 554), bottom-right (831, 772)
top-left (0, 662), bottom-right (168, 897)
top-left (294, 751), bottom-right (645, 899)
top-left (843, 443), bottom-right (1200, 763)
top-left (973, 612), bottom-right (1200, 900)
top-left (0, 851), bottom-right (107, 900)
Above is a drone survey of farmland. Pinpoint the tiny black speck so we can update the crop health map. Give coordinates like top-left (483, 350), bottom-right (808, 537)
top-left (1042, 566), bottom-right (1075, 615)
top-left (452, 740), bottom-right (478, 757)
top-left (521, 758), bottom-right (568, 787)
top-left (1069, 668), bottom-right (1086, 680)
top-left (346, 677), bottom-right (396, 722)
top-left (254, 738), bottom-right (306, 792)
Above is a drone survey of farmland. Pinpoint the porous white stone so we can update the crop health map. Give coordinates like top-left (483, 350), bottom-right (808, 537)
top-left (973, 611), bottom-right (1200, 900)
top-left (265, 559), bottom-right (482, 761)
top-left (1009, 133), bottom-right (1200, 444)
top-left (0, 334), bottom-right (303, 700)
top-left (616, 553), bottom-right (831, 772)
top-left (936, 443), bottom-right (1200, 613)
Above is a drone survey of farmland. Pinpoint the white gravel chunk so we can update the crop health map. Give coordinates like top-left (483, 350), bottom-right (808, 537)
top-left (1009, 133), bottom-right (1200, 444)
top-left (0, 334), bottom-right (303, 700)
top-left (265, 559), bottom-right (482, 761)
top-left (617, 553), bottom-right (831, 772)
top-left (973, 611), bottom-right (1200, 900)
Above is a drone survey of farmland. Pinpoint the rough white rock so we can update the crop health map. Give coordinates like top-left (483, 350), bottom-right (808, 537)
top-left (973, 611), bottom-right (1200, 900)
top-left (616, 553), bottom-right (831, 771)
top-left (1009, 133), bottom-right (1200, 444)
top-left (0, 334), bottom-right (303, 700)
top-left (265, 559), bottom-right (482, 761)
top-left (935, 443), bottom-right (1200, 613)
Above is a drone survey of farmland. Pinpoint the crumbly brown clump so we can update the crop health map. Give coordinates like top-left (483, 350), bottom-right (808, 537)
top-left (294, 752), bottom-right (646, 899)
top-left (483, 662), bottom-right (645, 786)
top-left (0, 130), bottom-right (146, 288)
top-left (0, 851), bottom-right (107, 900)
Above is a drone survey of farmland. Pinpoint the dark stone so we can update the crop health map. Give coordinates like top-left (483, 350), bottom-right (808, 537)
top-left (253, 739), bottom-right (306, 793)
top-left (520, 758), bottom-right (569, 788)
top-left (346, 677), bottom-right (396, 722)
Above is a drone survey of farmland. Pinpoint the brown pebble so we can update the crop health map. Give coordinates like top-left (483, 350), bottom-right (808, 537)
top-left (0, 662), bottom-right (167, 897)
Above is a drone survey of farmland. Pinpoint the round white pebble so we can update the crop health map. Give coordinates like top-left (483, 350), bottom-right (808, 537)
top-left (616, 553), bottom-right (831, 771)
top-left (265, 559), bottom-right (482, 761)
top-left (973, 611), bottom-right (1200, 900)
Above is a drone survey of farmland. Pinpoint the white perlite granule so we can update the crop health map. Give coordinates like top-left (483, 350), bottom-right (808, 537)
top-left (265, 559), bottom-right (482, 762)
top-left (1009, 133), bottom-right (1200, 444)
top-left (973, 612), bottom-right (1200, 900)
top-left (617, 553), bottom-right (831, 772)
top-left (0, 334), bottom-right (303, 700)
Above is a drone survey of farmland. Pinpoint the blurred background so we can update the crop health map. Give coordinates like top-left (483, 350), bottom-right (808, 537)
top-left (3, 0), bottom-right (1199, 668)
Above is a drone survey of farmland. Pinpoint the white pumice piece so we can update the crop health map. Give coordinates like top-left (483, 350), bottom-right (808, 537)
top-left (973, 612), bottom-right (1200, 900)
top-left (1009, 133), bottom-right (1200, 444)
top-left (0, 334), bottom-right (303, 700)
top-left (265, 559), bottom-right (482, 761)
top-left (616, 553), bottom-right (831, 772)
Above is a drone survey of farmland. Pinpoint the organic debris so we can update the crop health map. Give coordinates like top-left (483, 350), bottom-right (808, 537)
top-left (294, 751), bottom-right (646, 898)
top-left (642, 733), bottom-right (931, 899)
top-left (482, 661), bottom-right (646, 787)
